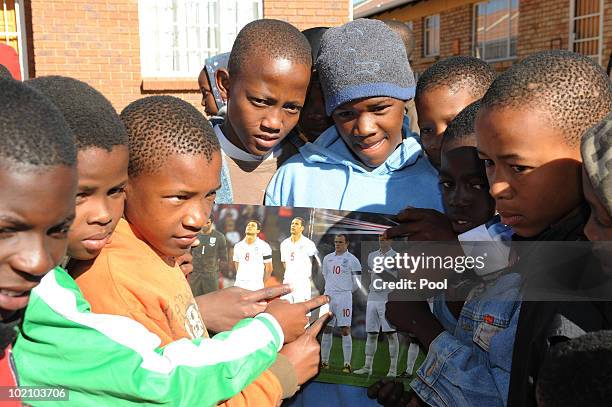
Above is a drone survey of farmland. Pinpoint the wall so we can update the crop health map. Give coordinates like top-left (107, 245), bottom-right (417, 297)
top-left (371, 0), bottom-right (612, 75)
top-left (28, 0), bottom-right (350, 113)
top-left (263, 0), bottom-right (351, 30)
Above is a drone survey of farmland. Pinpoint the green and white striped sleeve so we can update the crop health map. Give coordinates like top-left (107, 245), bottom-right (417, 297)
top-left (13, 267), bottom-right (282, 406)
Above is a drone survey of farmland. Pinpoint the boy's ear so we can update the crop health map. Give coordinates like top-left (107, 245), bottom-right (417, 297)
top-left (216, 68), bottom-right (230, 101)
top-left (124, 179), bottom-right (133, 200)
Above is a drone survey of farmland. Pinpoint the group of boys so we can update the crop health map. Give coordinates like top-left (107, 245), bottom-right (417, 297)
top-left (0, 54), bottom-right (328, 406)
top-left (1, 13), bottom-right (612, 407)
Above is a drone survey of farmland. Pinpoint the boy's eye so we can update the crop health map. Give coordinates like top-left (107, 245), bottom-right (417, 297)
top-left (335, 111), bottom-right (355, 119)
top-left (372, 105), bottom-right (390, 113)
top-left (167, 195), bottom-right (189, 203)
top-left (483, 159), bottom-right (494, 168)
top-left (250, 98), bottom-right (267, 107)
top-left (205, 191), bottom-right (217, 201)
top-left (510, 165), bottom-right (530, 173)
top-left (49, 221), bottom-right (73, 238)
top-left (471, 183), bottom-right (486, 190)
top-left (439, 180), bottom-right (452, 189)
top-left (108, 186), bottom-right (126, 196)
top-left (420, 127), bottom-right (433, 135)
top-left (75, 193), bottom-right (88, 203)
top-left (283, 104), bottom-right (301, 114)
top-left (0, 228), bottom-right (16, 239)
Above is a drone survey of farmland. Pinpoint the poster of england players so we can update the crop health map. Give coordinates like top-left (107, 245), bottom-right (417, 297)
top-left (191, 204), bottom-right (426, 388)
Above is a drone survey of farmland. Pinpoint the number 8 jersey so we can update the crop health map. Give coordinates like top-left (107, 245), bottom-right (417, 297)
top-left (233, 237), bottom-right (272, 290)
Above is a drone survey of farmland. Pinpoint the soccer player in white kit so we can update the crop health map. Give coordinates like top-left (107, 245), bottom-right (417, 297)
top-left (320, 234), bottom-right (361, 373)
top-left (280, 217), bottom-right (318, 304)
top-left (232, 219), bottom-right (272, 290)
top-left (354, 236), bottom-right (419, 377)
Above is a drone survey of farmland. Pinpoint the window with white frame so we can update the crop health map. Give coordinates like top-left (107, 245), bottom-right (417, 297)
top-left (138, 0), bottom-right (262, 78)
top-left (569, 0), bottom-right (603, 65)
top-left (0, 0), bottom-right (28, 80)
top-left (423, 15), bottom-right (440, 57)
top-left (473, 0), bottom-right (518, 62)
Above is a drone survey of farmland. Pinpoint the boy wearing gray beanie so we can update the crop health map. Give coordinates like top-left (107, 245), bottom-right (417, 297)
top-left (266, 18), bottom-right (443, 216)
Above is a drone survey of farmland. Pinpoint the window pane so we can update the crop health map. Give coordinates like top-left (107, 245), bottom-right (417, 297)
top-left (474, 0), bottom-right (518, 61)
top-left (433, 15), bottom-right (439, 54)
top-left (424, 15), bottom-right (439, 56)
top-left (571, 0), bottom-right (602, 63)
top-left (139, 0), bottom-right (261, 77)
top-left (510, 0), bottom-right (518, 56)
top-left (0, 0), bottom-right (19, 54)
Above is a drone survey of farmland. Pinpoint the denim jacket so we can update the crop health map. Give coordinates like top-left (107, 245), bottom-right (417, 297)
top-left (411, 273), bottom-right (522, 407)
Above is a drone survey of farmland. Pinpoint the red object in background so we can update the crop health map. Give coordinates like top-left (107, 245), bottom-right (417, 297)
top-left (278, 207), bottom-right (293, 218)
top-left (0, 346), bottom-right (21, 406)
top-left (0, 44), bottom-right (21, 80)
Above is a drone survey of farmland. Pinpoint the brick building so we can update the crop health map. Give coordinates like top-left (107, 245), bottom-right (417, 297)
top-left (0, 0), bottom-right (351, 112)
top-left (355, 0), bottom-right (612, 74)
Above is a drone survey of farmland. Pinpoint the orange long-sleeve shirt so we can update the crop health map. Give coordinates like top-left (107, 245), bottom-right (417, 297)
top-left (75, 218), bottom-right (286, 405)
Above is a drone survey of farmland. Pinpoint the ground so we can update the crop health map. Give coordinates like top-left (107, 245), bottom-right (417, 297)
top-left (316, 334), bottom-right (426, 388)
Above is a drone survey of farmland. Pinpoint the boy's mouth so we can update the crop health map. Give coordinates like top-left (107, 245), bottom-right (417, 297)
top-left (499, 212), bottom-right (524, 226)
top-left (0, 288), bottom-right (32, 312)
top-left (82, 231), bottom-right (113, 252)
top-left (253, 134), bottom-right (280, 150)
top-left (448, 217), bottom-right (476, 233)
top-left (356, 137), bottom-right (385, 153)
top-left (173, 234), bottom-right (199, 247)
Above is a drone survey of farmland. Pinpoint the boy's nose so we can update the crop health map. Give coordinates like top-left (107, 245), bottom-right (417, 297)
top-left (89, 200), bottom-right (113, 225)
top-left (584, 217), bottom-right (599, 241)
top-left (448, 190), bottom-right (469, 207)
top-left (261, 109), bottom-right (282, 133)
top-left (489, 179), bottom-right (513, 200)
top-left (183, 202), bottom-right (212, 231)
top-left (14, 238), bottom-right (56, 277)
top-left (354, 115), bottom-right (377, 137)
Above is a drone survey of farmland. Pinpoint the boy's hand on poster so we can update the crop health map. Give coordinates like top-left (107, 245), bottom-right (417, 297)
top-left (195, 284), bottom-right (292, 332)
top-left (177, 249), bottom-right (195, 277)
top-left (177, 239), bottom-right (200, 277)
top-left (280, 312), bottom-right (330, 385)
top-left (367, 379), bottom-right (412, 407)
top-left (266, 295), bottom-right (330, 343)
top-left (384, 208), bottom-right (457, 241)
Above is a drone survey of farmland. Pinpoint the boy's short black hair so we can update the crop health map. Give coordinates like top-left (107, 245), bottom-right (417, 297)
top-left (0, 64), bottom-right (13, 80)
top-left (28, 76), bottom-right (127, 152)
top-left (120, 96), bottom-right (220, 177)
top-left (481, 50), bottom-right (612, 146)
top-left (416, 56), bottom-right (496, 99)
top-left (382, 20), bottom-right (415, 59)
top-left (301, 26), bottom-right (328, 63)
top-left (0, 79), bottom-right (76, 169)
top-left (228, 19), bottom-right (311, 77)
top-left (442, 100), bottom-right (481, 150)
top-left (537, 330), bottom-right (612, 406)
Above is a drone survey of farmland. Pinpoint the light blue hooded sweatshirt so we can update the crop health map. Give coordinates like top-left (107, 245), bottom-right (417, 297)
top-left (265, 117), bottom-right (444, 215)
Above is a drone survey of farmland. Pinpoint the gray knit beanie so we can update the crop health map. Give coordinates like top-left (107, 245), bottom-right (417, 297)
top-left (581, 111), bottom-right (612, 215)
top-left (316, 18), bottom-right (416, 116)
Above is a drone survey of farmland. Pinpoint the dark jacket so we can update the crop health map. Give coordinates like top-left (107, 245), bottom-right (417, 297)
top-left (507, 204), bottom-right (612, 407)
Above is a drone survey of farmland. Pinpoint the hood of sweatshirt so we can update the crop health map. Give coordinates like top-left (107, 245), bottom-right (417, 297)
top-left (298, 116), bottom-right (424, 177)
